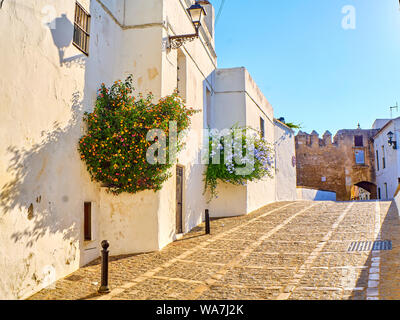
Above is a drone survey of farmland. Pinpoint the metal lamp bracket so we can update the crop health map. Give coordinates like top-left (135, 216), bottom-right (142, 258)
top-left (169, 28), bottom-right (199, 50)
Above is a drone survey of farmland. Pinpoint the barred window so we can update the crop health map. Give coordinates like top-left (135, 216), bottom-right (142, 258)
top-left (73, 2), bottom-right (91, 56)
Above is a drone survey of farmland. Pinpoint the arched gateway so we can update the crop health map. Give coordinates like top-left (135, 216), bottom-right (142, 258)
top-left (352, 181), bottom-right (377, 200)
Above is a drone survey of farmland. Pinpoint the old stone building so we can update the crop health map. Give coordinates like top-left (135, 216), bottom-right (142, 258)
top-left (295, 127), bottom-right (378, 201)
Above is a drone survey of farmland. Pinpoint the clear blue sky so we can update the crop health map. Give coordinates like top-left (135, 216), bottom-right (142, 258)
top-left (214, 0), bottom-right (400, 135)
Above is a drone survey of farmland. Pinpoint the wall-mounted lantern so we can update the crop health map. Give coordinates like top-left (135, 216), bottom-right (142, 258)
top-left (387, 131), bottom-right (397, 149)
top-left (169, 1), bottom-right (209, 49)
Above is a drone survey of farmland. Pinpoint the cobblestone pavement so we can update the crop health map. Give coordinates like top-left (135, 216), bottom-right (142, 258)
top-left (29, 200), bottom-right (400, 300)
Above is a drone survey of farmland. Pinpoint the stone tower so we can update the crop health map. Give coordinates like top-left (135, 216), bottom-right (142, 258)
top-left (295, 128), bottom-right (378, 201)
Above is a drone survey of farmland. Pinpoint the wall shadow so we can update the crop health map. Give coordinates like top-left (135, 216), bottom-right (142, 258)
top-left (0, 2), bottom-right (101, 299)
top-left (1, 92), bottom-right (84, 247)
top-left (350, 200), bottom-right (398, 300)
top-left (48, 14), bottom-right (86, 68)
top-left (275, 128), bottom-right (293, 148)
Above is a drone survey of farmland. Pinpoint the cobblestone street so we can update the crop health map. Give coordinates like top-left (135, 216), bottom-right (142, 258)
top-left (29, 200), bottom-right (400, 300)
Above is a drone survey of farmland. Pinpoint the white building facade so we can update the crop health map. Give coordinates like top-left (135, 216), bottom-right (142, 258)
top-left (274, 119), bottom-right (297, 201)
top-left (207, 68), bottom-right (277, 217)
top-left (0, 0), bottom-right (297, 299)
top-left (373, 118), bottom-right (400, 200)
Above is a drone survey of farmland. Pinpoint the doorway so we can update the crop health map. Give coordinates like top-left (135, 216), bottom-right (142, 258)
top-left (176, 166), bottom-right (184, 234)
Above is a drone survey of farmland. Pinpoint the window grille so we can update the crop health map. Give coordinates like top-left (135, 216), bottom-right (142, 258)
top-left (354, 136), bottom-right (363, 147)
top-left (73, 2), bottom-right (91, 56)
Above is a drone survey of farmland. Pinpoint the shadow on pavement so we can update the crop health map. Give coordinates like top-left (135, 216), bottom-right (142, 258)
top-left (350, 200), bottom-right (400, 300)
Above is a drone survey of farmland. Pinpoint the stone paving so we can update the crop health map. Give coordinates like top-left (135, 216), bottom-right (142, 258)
top-left (29, 200), bottom-right (400, 300)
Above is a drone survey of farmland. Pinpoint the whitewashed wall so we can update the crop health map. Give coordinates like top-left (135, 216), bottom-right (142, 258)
top-left (244, 69), bottom-right (276, 212)
top-left (0, 0), bottom-right (217, 299)
top-left (374, 119), bottom-right (400, 200)
top-left (98, 188), bottom-right (160, 255)
top-left (155, 0), bottom-right (217, 248)
top-left (274, 121), bottom-right (297, 201)
top-left (0, 0), bottom-right (104, 299)
top-left (208, 68), bottom-right (276, 216)
top-left (0, 0), bottom-right (297, 299)
top-left (79, 0), bottom-right (217, 256)
top-left (207, 184), bottom-right (247, 218)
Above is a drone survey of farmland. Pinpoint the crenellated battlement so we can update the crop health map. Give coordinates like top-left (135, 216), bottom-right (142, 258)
top-left (295, 128), bottom-right (379, 149)
top-left (295, 126), bottom-right (378, 201)
top-left (295, 130), bottom-right (338, 148)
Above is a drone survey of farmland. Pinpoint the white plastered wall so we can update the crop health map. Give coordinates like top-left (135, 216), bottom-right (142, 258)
top-left (0, 0), bottom-right (105, 299)
top-left (274, 121), bottom-right (297, 201)
top-left (374, 120), bottom-right (400, 200)
top-left (0, 0), bottom-right (167, 299)
top-left (208, 68), bottom-right (277, 216)
top-left (156, 0), bottom-right (218, 247)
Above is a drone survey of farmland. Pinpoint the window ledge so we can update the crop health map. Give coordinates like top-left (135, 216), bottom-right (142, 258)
top-left (353, 164), bottom-right (369, 168)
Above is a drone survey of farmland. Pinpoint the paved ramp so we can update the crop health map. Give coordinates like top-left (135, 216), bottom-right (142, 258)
top-left (30, 200), bottom-right (399, 300)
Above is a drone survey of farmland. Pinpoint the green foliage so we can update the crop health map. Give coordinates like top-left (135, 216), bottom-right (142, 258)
top-left (204, 127), bottom-right (275, 202)
top-left (284, 122), bottom-right (302, 129)
top-left (78, 75), bottom-right (197, 195)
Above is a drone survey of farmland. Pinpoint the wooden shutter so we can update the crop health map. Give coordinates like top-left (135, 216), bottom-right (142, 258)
top-left (84, 202), bottom-right (92, 241)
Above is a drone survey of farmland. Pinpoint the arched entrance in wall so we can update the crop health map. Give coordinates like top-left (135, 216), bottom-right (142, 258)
top-left (352, 181), bottom-right (377, 200)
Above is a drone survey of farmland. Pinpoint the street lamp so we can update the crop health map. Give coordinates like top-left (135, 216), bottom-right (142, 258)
top-left (169, 1), bottom-right (209, 49)
top-left (387, 131), bottom-right (397, 149)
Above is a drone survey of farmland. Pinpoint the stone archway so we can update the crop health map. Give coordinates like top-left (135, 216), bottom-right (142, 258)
top-left (353, 181), bottom-right (377, 200)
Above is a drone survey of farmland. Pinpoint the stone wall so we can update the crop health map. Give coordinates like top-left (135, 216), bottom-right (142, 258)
top-left (295, 128), bottom-right (378, 201)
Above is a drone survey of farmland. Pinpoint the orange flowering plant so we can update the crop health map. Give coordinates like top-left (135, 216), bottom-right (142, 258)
top-left (78, 75), bottom-right (197, 194)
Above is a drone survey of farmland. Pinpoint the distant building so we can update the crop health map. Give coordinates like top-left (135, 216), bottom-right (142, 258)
top-left (295, 127), bottom-right (378, 201)
top-left (372, 117), bottom-right (400, 200)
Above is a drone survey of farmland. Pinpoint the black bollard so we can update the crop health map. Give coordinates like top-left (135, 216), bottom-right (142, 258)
top-left (205, 209), bottom-right (210, 235)
top-left (98, 240), bottom-right (110, 294)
